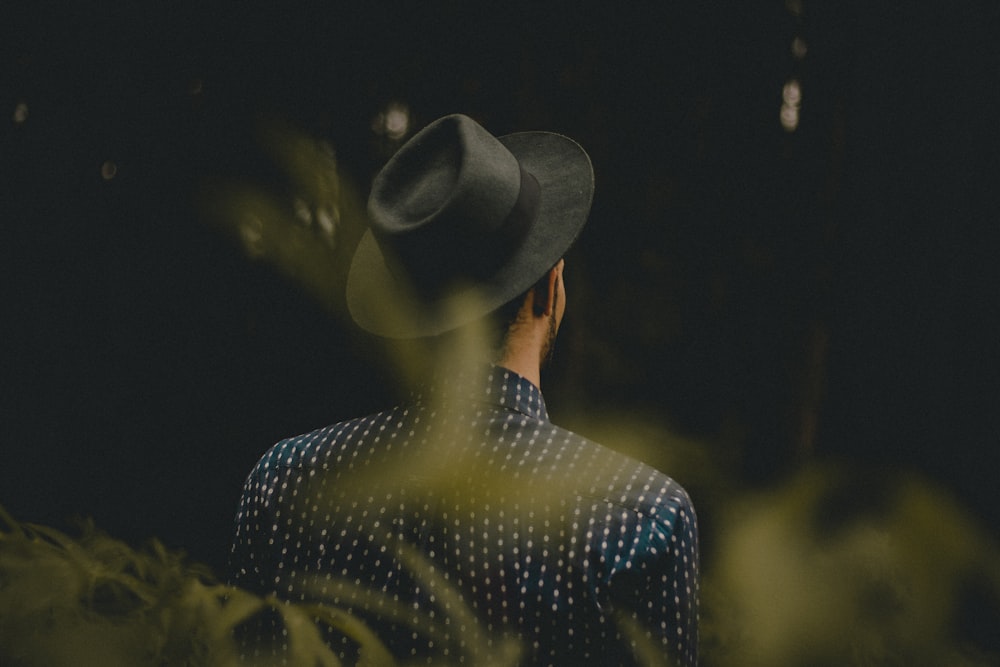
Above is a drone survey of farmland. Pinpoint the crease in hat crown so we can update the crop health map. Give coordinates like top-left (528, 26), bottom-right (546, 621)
top-left (369, 114), bottom-right (522, 238)
top-left (347, 113), bottom-right (594, 338)
top-left (366, 114), bottom-right (531, 293)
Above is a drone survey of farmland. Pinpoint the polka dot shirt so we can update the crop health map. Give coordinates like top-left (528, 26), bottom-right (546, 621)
top-left (229, 366), bottom-right (698, 666)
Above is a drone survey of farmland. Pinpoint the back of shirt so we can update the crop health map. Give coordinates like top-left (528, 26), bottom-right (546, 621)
top-left (229, 368), bottom-right (698, 666)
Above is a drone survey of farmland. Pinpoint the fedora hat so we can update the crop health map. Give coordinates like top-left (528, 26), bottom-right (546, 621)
top-left (347, 114), bottom-right (594, 338)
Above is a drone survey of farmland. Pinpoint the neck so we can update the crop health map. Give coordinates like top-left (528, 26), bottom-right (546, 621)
top-left (496, 335), bottom-right (544, 389)
top-left (427, 328), bottom-right (541, 389)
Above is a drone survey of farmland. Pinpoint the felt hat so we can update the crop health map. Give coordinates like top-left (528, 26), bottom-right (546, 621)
top-left (346, 114), bottom-right (594, 338)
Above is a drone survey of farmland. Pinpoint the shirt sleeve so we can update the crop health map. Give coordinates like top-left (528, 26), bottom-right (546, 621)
top-left (227, 464), bottom-right (272, 595)
top-left (608, 495), bottom-right (699, 667)
top-left (227, 462), bottom-right (299, 662)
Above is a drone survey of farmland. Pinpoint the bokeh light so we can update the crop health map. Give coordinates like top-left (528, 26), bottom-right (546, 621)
top-left (372, 101), bottom-right (412, 141)
top-left (791, 37), bottom-right (808, 59)
top-left (781, 78), bottom-right (802, 132)
top-left (12, 102), bottom-right (28, 124)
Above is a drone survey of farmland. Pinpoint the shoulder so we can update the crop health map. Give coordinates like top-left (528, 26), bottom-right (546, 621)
top-left (250, 405), bottom-right (416, 474)
top-left (502, 418), bottom-right (695, 523)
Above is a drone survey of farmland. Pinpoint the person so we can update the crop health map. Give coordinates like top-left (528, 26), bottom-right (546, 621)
top-left (228, 114), bottom-right (699, 666)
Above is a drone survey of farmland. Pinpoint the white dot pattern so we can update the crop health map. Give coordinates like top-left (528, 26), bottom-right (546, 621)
top-left (229, 367), bottom-right (698, 666)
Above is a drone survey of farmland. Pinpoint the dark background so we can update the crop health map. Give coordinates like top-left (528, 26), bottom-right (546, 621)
top-left (3, 2), bottom-right (998, 576)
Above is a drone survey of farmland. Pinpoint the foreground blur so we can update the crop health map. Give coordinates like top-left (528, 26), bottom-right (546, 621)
top-left (3, 457), bottom-right (998, 666)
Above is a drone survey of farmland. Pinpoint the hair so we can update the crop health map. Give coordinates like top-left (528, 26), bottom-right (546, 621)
top-left (485, 293), bottom-right (529, 360)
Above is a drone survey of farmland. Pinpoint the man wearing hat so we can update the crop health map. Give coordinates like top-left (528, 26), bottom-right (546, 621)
top-left (229, 115), bottom-right (699, 666)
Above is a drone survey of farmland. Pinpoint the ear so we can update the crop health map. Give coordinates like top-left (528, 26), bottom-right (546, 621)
top-left (532, 262), bottom-right (561, 317)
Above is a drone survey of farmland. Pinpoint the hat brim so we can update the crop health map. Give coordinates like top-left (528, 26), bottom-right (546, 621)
top-left (346, 130), bottom-right (594, 338)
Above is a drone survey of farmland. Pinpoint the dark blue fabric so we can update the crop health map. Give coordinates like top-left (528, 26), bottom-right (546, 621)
top-left (229, 366), bottom-right (698, 666)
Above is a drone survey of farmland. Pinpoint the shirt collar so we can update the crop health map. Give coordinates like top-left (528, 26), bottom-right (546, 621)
top-left (413, 364), bottom-right (549, 422)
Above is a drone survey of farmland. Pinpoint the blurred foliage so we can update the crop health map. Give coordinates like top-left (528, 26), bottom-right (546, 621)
top-left (0, 505), bottom-right (349, 666)
top-left (201, 119), bottom-right (453, 394)
top-left (203, 119), bottom-right (368, 316)
top-left (0, 499), bottom-right (524, 667)
top-left (701, 467), bottom-right (1000, 667)
top-left (557, 410), bottom-right (1000, 666)
top-left (5, 458), bottom-right (998, 666)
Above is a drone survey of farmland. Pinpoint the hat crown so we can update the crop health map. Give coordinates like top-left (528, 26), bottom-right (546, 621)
top-left (348, 113), bottom-right (593, 338)
top-left (367, 115), bottom-right (536, 296)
